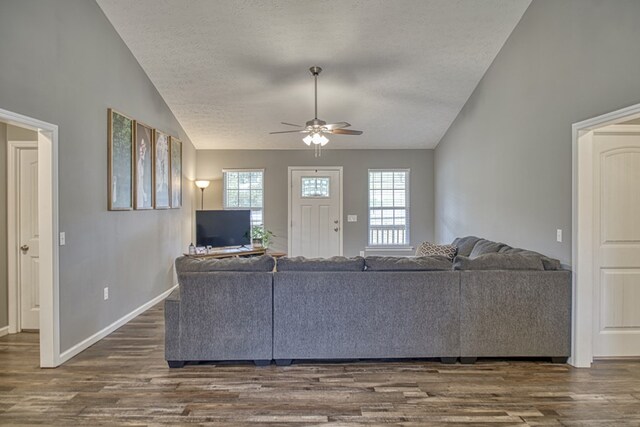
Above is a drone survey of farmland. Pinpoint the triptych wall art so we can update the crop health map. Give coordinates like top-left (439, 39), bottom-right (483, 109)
top-left (107, 108), bottom-right (182, 211)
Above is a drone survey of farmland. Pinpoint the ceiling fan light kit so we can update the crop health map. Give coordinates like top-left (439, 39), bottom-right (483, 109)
top-left (270, 66), bottom-right (363, 156)
top-left (303, 132), bottom-right (329, 146)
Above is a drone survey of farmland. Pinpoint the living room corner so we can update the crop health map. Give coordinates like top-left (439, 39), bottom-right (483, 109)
top-left (2, 0), bottom-right (640, 425)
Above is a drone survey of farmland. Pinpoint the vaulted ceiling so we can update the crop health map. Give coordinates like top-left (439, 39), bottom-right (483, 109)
top-left (97, 0), bottom-right (530, 150)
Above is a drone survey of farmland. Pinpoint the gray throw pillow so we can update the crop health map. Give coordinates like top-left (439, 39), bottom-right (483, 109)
top-left (469, 239), bottom-right (507, 258)
top-left (276, 256), bottom-right (365, 272)
top-left (415, 241), bottom-right (457, 260)
top-left (175, 255), bottom-right (275, 273)
top-left (365, 256), bottom-right (453, 271)
top-left (452, 236), bottom-right (482, 257)
top-left (453, 253), bottom-right (545, 271)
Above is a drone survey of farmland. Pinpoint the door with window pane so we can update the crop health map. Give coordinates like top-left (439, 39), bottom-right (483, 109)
top-left (289, 168), bottom-right (342, 257)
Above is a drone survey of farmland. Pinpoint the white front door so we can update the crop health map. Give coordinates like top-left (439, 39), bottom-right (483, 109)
top-left (19, 147), bottom-right (40, 330)
top-left (289, 168), bottom-right (342, 257)
top-left (593, 130), bottom-right (640, 357)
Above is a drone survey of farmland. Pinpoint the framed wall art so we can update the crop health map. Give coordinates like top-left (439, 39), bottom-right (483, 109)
top-left (134, 121), bottom-right (154, 210)
top-left (108, 108), bottom-right (133, 211)
top-left (154, 129), bottom-right (171, 209)
top-left (170, 136), bottom-right (182, 208)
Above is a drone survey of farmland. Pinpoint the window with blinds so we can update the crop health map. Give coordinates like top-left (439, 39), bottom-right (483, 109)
top-left (368, 169), bottom-right (410, 247)
top-left (223, 169), bottom-right (264, 227)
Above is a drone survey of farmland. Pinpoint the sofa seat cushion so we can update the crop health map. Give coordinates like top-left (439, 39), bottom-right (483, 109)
top-left (277, 256), bottom-right (365, 271)
top-left (365, 256), bottom-right (453, 271)
top-left (415, 241), bottom-right (457, 260)
top-left (469, 239), bottom-right (507, 258)
top-left (453, 253), bottom-right (545, 271)
top-left (175, 254), bottom-right (275, 273)
top-left (452, 236), bottom-right (482, 257)
top-left (499, 247), bottom-right (562, 270)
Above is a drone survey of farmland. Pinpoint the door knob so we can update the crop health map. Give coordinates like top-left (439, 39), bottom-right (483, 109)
top-left (334, 220), bottom-right (339, 224)
top-left (20, 244), bottom-right (29, 253)
top-left (334, 227), bottom-right (339, 232)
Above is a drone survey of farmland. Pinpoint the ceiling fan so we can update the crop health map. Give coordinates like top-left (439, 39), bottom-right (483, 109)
top-left (270, 66), bottom-right (363, 155)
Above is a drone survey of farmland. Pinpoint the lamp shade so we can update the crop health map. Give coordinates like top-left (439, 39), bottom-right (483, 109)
top-left (195, 180), bottom-right (211, 189)
top-left (305, 132), bottom-right (329, 146)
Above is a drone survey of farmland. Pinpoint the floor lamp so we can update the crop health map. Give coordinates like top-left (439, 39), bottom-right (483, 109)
top-left (195, 180), bottom-right (210, 210)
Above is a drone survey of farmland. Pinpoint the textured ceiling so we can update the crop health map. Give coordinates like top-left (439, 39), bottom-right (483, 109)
top-left (97, 0), bottom-right (530, 150)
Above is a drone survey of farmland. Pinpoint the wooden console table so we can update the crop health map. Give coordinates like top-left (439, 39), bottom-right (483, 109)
top-left (184, 248), bottom-right (286, 259)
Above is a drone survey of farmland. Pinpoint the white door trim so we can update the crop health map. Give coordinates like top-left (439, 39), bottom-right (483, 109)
top-left (7, 140), bottom-right (38, 334)
top-left (287, 166), bottom-right (344, 256)
top-left (1, 108), bottom-right (60, 368)
top-left (572, 102), bottom-right (640, 368)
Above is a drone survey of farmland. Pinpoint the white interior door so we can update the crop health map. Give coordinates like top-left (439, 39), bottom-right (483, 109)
top-left (289, 168), bottom-right (342, 257)
top-left (19, 147), bottom-right (40, 330)
top-left (593, 130), bottom-right (640, 357)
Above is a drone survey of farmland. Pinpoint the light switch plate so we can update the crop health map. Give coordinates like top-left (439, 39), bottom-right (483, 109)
top-left (347, 215), bottom-right (357, 222)
top-left (556, 229), bottom-right (562, 243)
top-left (60, 232), bottom-right (66, 246)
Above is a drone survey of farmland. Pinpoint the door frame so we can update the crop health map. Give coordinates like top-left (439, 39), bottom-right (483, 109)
top-left (1, 108), bottom-right (60, 368)
top-left (572, 102), bottom-right (640, 367)
top-left (287, 166), bottom-right (344, 256)
top-left (7, 140), bottom-right (38, 333)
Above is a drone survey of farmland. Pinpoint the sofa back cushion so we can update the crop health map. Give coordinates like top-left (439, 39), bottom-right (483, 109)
top-left (499, 247), bottom-right (562, 270)
top-left (175, 255), bottom-right (275, 273)
top-left (453, 253), bottom-right (544, 271)
top-left (365, 256), bottom-right (453, 271)
top-left (452, 236), bottom-right (482, 257)
top-left (415, 241), bottom-right (457, 260)
top-left (276, 256), bottom-right (365, 272)
top-left (469, 239), bottom-right (507, 258)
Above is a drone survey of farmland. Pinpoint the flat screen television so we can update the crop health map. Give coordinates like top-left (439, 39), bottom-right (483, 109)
top-left (195, 210), bottom-right (251, 248)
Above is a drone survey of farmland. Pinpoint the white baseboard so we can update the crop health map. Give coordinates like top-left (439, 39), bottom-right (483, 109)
top-left (0, 326), bottom-right (9, 338)
top-left (58, 284), bottom-right (178, 364)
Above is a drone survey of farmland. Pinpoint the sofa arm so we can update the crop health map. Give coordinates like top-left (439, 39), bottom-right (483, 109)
top-left (164, 287), bottom-right (181, 361)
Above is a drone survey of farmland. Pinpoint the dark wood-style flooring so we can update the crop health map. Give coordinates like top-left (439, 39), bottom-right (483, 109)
top-left (1, 304), bottom-right (640, 426)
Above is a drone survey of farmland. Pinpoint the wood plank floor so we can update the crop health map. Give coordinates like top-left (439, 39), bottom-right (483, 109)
top-left (1, 305), bottom-right (640, 426)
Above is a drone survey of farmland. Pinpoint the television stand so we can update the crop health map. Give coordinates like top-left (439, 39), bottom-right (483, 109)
top-left (184, 248), bottom-right (286, 259)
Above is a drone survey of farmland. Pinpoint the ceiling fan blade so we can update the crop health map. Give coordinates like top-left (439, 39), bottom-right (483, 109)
top-left (281, 122), bottom-right (303, 128)
top-left (324, 122), bottom-right (351, 130)
top-left (329, 128), bottom-right (363, 135)
top-left (269, 130), bottom-right (307, 134)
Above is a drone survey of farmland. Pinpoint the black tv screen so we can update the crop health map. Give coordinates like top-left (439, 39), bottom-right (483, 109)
top-left (196, 210), bottom-right (251, 248)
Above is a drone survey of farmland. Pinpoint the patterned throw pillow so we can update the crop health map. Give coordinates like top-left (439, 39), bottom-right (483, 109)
top-left (415, 241), bottom-right (457, 260)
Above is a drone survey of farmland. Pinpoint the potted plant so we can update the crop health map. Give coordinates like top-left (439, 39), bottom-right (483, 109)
top-left (249, 225), bottom-right (275, 249)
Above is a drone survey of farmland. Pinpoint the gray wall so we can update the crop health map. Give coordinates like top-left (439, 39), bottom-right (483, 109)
top-left (435, 0), bottom-right (640, 265)
top-left (0, 123), bottom-right (6, 328)
top-left (0, 0), bottom-right (196, 351)
top-left (196, 149), bottom-right (434, 256)
top-left (7, 124), bottom-right (38, 142)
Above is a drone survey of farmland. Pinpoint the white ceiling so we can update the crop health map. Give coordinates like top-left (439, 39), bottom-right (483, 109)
top-left (97, 0), bottom-right (530, 150)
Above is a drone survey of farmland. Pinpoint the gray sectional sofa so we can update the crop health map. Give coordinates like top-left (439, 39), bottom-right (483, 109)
top-left (165, 236), bottom-right (571, 367)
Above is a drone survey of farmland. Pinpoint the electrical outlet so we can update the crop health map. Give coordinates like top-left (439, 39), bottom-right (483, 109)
top-left (103, 286), bottom-right (109, 300)
top-left (556, 229), bottom-right (563, 243)
top-left (359, 251), bottom-right (365, 257)
top-left (59, 232), bottom-right (66, 246)
top-left (347, 215), bottom-right (358, 222)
